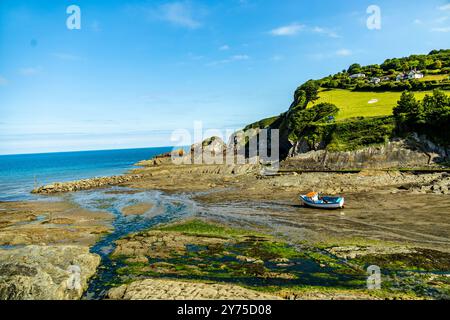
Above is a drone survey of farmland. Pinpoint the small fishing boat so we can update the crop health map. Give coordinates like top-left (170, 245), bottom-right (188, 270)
top-left (299, 192), bottom-right (345, 209)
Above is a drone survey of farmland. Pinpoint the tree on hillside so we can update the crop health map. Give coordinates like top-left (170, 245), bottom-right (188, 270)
top-left (422, 90), bottom-right (450, 124)
top-left (433, 60), bottom-right (442, 70)
top-left (394, 90), bottom-right (450, 145)
top-left (290, 80), bottom-right (320, 110)
top-left (381, 58), bottom-right (402, 71)
top-left (347, 63), bottom-right (362, 74)
top-left (301, 80), bottom-right (320, 104)
top-left (393, 91), bottom-right (423, 126)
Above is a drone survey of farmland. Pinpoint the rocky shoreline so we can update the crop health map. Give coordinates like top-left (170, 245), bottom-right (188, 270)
top-left (0, 201), bottom-right (113, 300)
top-left (1, 143), bottom-right (449, 300)
top-left (31, 174), bottom-right (146, 194)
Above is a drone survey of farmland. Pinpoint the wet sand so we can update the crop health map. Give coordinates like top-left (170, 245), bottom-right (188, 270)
top-left (122, 164), bottom-right (450, 251)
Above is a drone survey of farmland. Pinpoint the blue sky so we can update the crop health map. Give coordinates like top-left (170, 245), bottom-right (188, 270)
top-left (1, 0), bottom-right (450, 154)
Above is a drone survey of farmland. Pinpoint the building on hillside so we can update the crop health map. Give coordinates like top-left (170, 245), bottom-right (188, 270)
top-left (349, 73), bottom-right (366, 79)
top-left (370, 77), bottom-right (381, 84)
top-left (408, 70), bottom-right (424, 79)
top-left (396, 73), bottom-right (407, 81)
top-left (382, 76), bottom-right (391, 81)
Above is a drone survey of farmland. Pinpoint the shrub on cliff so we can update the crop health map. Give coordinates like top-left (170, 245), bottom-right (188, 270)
top-left (287, 102), bottom-right (339, 141)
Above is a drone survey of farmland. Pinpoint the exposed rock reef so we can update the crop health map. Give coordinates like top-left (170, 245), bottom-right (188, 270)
top-left (32, 174), bottom-right (145, 194)
top-left (107, 278), bottom-right (281, 300)
top-left (0, 245), bottom-right (100, 300)
top-left (0, 201), bottom-right (112, 246)
top-left (409, 173), bottom-right (450, 194)
top-left (105, 219), bottom-right (450, 300)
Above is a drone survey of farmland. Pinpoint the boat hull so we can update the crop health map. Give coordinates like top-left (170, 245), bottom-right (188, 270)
top-left (300, 195), bottom-right (345, 210)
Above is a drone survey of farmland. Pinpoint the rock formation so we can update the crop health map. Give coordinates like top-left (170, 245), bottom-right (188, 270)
top-left (0, 245), bottom-right (100, 300)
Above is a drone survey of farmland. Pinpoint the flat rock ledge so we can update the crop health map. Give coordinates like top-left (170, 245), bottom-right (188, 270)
top-left (32, 174), bottom-right (145, 194)
top-left (107, 279), bottom-right (281, 300)
top-left (0, 245), bottom-right (100, 300)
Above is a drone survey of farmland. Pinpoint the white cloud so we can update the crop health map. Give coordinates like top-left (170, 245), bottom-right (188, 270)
top-left (159, 2), bottom-right (201, 29)
top-left (269, 23), bottom-right (304, 36)
top-left (414, 19), bottom-right (423, 24)
top-left (187, 52), bottom-right (204, 60)
top-left (0, 76), bottom-right (7, 86)
top-left (19, 66), bottom-right (42, 76)
top-left (309, 49), bottom-right (354, 60)
top-left (271, 55), bottom-right (284, 61)
top-left (336, 49), bottom-right (352, 56)
top-left (312, 26), bottom-right (340, 38)
top-left (207, 54), bottom-right (250, 66)
top-left (438, 4), bottom-right (450, 11)
top-left (435, 16), bottom-right (449, 23)
top-left (230, 54), bottom-right (249, 60)
top-left (431, 26), bottom-right (450, 32)
top-left (269, 23), bottom-right (339, 38)
top-left (219, 45), bottom-right (230, 51)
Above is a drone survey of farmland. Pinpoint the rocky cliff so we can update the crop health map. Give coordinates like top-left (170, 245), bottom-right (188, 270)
top-left (283, 135), bottom-right (449, 170)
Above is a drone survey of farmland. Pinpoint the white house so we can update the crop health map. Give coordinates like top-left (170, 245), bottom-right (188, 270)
top-left (349, 73), bottom-right (366, 79)
top-left (396, 73), bottom-right (406, 81)
top-left (408, 70), bottom-right (424, 79)
top-left (371, 77), bottom-right (381, 84)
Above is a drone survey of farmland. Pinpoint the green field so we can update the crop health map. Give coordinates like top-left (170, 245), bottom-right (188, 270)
top-left (420, 74), bottom-right (449, 82)
top-left (310, 89), bottom-right (450, 120)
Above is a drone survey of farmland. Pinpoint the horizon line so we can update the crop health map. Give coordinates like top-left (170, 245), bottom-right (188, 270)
top-left (0, 145), bottom-right (178, 157)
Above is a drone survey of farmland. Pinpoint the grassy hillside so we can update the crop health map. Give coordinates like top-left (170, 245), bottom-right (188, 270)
top-left (310, 89), bottom-right (449, 120)
top-left (243, 50), bottom-right (450, 156)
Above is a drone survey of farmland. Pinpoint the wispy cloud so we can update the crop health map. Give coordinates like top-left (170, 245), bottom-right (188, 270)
top-left (271, 55), bottom-right (284, 61)
top-left (52, 53), bottom-right (81, 61)
top-left (230, 54), bottom-right (249, 60)
top-left (187, 52), bottom-right (205, 60)
top-left (438, 4), bottom-right (450, 11)
top-left (335, 49), bottom-right (352, 56)
top-left (0, 75), bottom-right (7, 86)
top-left (431, 26), bottom-right (450, 32)
top-left (158, 2), bottom-right (202, 29)
top-left (312, 26), bottom-right (340, 38)
top-left (435, 16), bottom-right (449, 23)
top-left (269, 23), bottom-right (339, 38)
top-left (269, 23), bottom-right (304, 36)
top-left (207, 54), bottom-right (250, 66)
top-left (309, 49), bottom-right (353, 60)
top-left (219, 45), bottom-right (230, 51)
top-left (19, 66), bottom-right (42, 76)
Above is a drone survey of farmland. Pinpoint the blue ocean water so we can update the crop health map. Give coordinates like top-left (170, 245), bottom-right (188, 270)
top-left (0, 147), bottom-right (173, 201)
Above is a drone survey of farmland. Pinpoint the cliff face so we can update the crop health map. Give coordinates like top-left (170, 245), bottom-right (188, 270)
top-left (282, 135), bottom-right (449, 170)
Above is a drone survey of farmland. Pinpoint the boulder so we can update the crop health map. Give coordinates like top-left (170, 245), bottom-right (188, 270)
top-left (0, 245), bottom-right (100, 300)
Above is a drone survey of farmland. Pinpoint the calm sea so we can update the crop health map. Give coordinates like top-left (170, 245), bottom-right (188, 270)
top-left (0, 147), bottom-right (173, 201)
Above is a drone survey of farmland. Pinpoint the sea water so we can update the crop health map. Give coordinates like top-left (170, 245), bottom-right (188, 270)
top-left (0, 147), bottom-right (173, 201)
